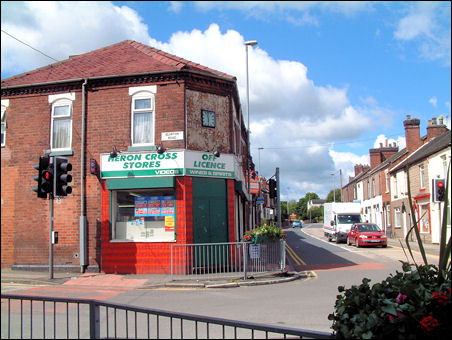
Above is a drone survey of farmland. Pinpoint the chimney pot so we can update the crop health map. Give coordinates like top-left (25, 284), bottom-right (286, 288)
top-left (439, 116), bottom-right (444, 125)
top-left (432, 117), bottom-right (437, 125)
top-left (406, 115), bottom-right (411, 120)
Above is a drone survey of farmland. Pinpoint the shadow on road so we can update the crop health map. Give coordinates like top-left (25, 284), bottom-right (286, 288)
top-left (285, 229), bottom-right (367, 272)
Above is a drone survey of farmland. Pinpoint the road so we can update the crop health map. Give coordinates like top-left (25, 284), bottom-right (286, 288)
top-left (2, 223), bottom-right (439, 335)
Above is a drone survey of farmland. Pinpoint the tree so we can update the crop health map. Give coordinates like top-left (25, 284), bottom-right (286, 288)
top-left (326, 189), bottom-right (342, 203)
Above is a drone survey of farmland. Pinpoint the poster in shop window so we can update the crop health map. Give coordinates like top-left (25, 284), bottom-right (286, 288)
top-left (134, 196), bottom-right (175, 217)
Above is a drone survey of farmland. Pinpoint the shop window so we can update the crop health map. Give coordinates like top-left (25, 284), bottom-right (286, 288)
top-left (50, 95), bottom-right (74, 151)
top-left (111, 188), bottom-right (176, 242)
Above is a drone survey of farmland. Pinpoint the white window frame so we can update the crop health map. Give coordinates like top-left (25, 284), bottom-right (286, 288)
top-left (395, 207), bottom-right (402, 228)
top-left (49, 93), bottom-right (74, 151)
top-left (129, 86), bottom-right (157, 147)
top-left (419, 164), bottom-right (426, 189)
top-left (1, 99), bottom-right (8, 147)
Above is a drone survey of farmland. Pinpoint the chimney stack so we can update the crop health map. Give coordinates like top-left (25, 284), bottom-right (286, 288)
top-left (427, 116), bottom-right (448, 141)
top-left (404, 115), bottom-right (422, 152)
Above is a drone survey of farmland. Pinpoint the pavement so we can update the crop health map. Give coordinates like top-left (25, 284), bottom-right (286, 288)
top-left (1, 225), bottom-right (441, 291)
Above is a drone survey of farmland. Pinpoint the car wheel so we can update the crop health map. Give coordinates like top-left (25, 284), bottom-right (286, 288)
top-left (355, 238), bottom-right (360, 248)
top-left (347, 237), bottom-right (351, 246)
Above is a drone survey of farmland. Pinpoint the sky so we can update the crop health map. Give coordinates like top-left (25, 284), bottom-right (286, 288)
top-left (1, 1), bottom-right (451, 201)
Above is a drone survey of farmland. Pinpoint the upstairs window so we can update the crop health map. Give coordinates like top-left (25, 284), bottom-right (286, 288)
top-left (129, 86), bottom-right (157, 146)
top-left (1, 100), bottom-right (7, 147)
top-left (49, 93), bottom-right (74, 151)
top-left (419, 164), bottom-right (426, 189)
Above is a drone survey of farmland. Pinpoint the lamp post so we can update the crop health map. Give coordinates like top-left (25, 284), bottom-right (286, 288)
top-left (331, 173), bottom-right (336, 202)
top-left (245, 40), bottom-right (257, 230)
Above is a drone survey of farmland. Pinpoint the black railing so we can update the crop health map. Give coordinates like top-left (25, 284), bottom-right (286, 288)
top-left (1, 293), bottom-right (334, 339)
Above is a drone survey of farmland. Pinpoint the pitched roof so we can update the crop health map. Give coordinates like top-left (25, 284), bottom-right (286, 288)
top-left (1, 40), bottom-right (235, 87)
top-left (391, 130), bottom-right (451, 172)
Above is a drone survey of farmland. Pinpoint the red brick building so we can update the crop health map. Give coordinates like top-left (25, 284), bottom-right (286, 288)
top-left (1, 41), bottom-right (252, 273)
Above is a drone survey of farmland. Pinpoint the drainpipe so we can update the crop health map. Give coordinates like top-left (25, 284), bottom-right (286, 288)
top-left (80, 78), bottom-right (88, 273)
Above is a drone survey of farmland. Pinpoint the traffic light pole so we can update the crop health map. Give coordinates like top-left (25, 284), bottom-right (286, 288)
top-left (276, 167), bottom-right (281, 228)
top-left (49, 192), bottom-right (54, 279)
top-left (49, 155), bottom-right (55, 280)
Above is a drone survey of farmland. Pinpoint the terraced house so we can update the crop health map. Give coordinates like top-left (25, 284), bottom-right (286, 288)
top-left (1, 41), bottom-right (254, 274)
top-left (342, 115), bottom-right (451, 244)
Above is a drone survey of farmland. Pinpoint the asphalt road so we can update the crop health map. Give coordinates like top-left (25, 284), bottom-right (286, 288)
top-left (3, 223), bottom-right (437, 335)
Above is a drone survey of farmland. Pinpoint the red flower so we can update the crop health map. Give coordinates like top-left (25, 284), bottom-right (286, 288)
top-left (420, 316), bottom-right (439, 332)
top-left (431, 291), bottom-right (449, 306)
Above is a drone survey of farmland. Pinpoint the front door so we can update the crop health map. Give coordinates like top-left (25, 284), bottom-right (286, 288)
top-left (192, 178), bottom-right (228, 243)
top-left (192, 178), bottom-right (229, 269)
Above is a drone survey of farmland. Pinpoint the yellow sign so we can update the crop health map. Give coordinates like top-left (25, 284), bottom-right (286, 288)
top-left (165, 216), bottom-right (175, 227)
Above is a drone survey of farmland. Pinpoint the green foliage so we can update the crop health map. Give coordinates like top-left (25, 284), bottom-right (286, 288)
top-left (330, 162), bottom-right (451, 339)
top-left (328, 263), bottom-right (451, 339)
top-left (326, 189), bottom-right (342, 203)
top-left (243, 224), bottom-right (287, 244)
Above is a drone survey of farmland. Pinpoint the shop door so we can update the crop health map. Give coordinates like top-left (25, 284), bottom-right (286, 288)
top-left (192, 178), bottom-right (228, 269)
top-left (193, 178), bottom-right (228, 243)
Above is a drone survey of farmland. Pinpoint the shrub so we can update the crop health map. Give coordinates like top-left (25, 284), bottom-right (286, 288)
top-left (328, 263), bottom-right (451, 339)
top-left (243, 224), bottom-right (286, 244)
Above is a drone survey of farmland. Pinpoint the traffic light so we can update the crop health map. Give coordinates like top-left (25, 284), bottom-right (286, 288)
top-left (269, 178), bottom-right (277, 199)
top-left (434, 179), bottom-right (445, 202)
top-left (54, 157), bottom-right (72, 197)
top-left (32, 156), bottom-right (52, 198)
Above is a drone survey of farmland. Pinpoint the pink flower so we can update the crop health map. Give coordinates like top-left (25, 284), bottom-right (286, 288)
top-left (388, 312), bottom-right (404, 321)
top-left (396, 293), bottom-right (407, 304)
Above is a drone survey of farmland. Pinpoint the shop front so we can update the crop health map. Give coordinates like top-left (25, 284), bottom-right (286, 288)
top-left (100, 150), bottom-right (241, 274)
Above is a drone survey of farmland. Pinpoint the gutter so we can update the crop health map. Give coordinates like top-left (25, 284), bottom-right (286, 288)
top-left (80, 78), bottom-right (88, 273)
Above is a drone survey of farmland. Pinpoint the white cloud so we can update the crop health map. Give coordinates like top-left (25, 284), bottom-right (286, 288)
top-left (1, 2), bottom-right (380, 200)
top-left (429, 96), bottom-right (438, 107)
top-left (393, 2), bottom-right (451, 65)
top-left (1, 1), bottom-right (151, 76)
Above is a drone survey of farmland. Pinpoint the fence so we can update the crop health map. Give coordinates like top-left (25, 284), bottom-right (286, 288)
top-left (170, 241), bottom-right (286, 281)
top-left (1, 293), bottom-right (334, 339)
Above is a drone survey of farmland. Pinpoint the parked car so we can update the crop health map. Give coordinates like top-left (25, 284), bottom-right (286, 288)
top-left (347, 223), bottom-right (387, 248)
top-left (292, 220), bottom-right (303, 228)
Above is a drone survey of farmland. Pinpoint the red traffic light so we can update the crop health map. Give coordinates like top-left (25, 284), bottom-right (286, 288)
top-left (437, 181), bottom-right (444, 188)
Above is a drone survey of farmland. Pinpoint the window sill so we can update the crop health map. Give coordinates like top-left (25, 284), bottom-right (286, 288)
top-left (50, 149), bottom-right (74, 156)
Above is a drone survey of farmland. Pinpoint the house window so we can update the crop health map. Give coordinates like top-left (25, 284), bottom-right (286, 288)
top-left (51, 98), bottom-right (73, 151)
top-left (385, 170), bottom-right (390, 193)
top-left (395, 207), bottom-right (401, 228)
top-left (129, 86), bottom-right (157, 146)
top-left (110, 188), bottom-right (176, 242)
top-left (419, 164), bottom-right (426, 189)
top-left (1, 101), bottom-right (7, 147)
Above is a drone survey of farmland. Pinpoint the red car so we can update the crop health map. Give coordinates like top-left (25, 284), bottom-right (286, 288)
top-left (347, 223), bottom-right (387, 248)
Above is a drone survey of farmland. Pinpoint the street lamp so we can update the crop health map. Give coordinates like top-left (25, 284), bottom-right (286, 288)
top-left (258, 147), bottom-right (264, 175)
top-left (331, 173), bottom-right (336, 202)
top-left (245, 40), bottom-right (258, 133)
top-left (245, 40), bottom-right (257, 230)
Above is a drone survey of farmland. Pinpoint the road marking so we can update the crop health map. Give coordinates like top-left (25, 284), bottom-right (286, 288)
top-left (286, 244), bottom-right (306, 265)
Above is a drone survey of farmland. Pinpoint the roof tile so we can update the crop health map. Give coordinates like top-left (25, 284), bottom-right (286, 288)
top-left (2, 40), bottom-right (234, 87)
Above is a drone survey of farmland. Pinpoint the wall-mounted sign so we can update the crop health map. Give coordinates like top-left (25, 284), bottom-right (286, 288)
top-left (185, 151), bottom-right (234, 178)
top-left (162, 131), bottom-right (184, 141)
top-left (101, 150), bottom-right (235, 179)
top-left (101, 151), bottom-right (184, 178)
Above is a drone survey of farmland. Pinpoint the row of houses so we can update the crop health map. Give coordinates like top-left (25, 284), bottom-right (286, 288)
top-left (342, 115), bottom-right (451, 244)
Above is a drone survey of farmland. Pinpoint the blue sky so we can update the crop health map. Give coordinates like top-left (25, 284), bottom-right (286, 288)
top-left (1, 1), bottom-right (451, 200)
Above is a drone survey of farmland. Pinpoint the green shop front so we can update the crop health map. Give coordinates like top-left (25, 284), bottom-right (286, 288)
top-left (100, 150), bottom-right (246, 274)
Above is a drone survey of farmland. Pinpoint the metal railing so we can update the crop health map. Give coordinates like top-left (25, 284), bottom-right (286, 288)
top-left (1, 293), bottom-right (334, 339)
top-left (170, 241), bottom-right (286, 281)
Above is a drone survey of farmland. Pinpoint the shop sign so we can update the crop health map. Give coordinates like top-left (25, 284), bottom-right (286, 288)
top-left (101, 150), bottom-right (235, 179)
top-left (101, 151), bottom-right (184, 179)
top-left (185, 151), bottom-right (235, 178)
